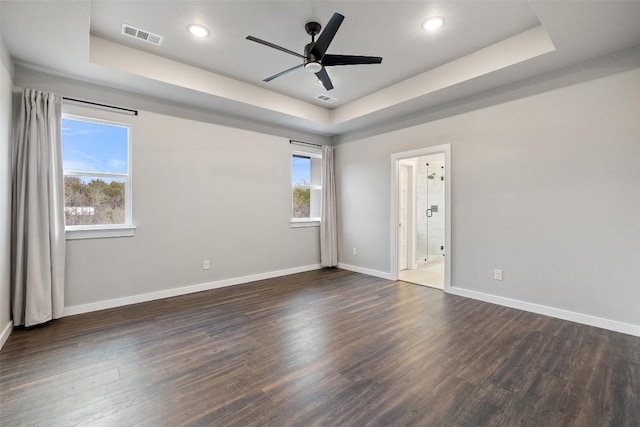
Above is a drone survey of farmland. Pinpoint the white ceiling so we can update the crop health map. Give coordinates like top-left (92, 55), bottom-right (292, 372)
top-left (90, 1), bottom-right (541, 106)
top-left (2, 1), bottom-right (640, 137)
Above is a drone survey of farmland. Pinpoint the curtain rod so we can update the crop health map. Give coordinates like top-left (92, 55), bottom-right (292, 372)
top-left (63, 97), bottom-right (138, 116)
top-left (289, 139), bottom-right (323, 148)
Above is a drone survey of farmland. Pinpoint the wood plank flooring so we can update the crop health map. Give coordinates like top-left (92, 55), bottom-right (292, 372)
top-left (1, 268), bottom-right (638, 426)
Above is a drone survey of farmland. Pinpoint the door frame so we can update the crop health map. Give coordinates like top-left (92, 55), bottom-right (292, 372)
top-left (390, 144), bottom-right (451, 291)
top-left (398, 163), bottom-right (410, 270)
top-left (398, 159), bottom-right (418, 270)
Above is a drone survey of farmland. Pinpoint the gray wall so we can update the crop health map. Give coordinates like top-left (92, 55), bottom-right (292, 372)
top-left (335, 65), bottom-right (640, 326)
top-left (6, 42), bottom-right (640, 331)
top-left (65, 108), bottom-right (321, 307)
top-left (1, 22), bottom-right (14, 337)
top-left (14, 71), bottom-right (323, 309)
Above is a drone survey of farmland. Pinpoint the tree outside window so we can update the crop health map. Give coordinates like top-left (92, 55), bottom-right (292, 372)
top-left (61, 115), bottom-right (132, 228)
top-left (291, 153), bottom-right (321, 222)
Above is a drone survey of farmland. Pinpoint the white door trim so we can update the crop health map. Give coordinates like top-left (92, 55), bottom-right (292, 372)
top-left (390, 144), bottom-right (451, 291)
top-left (407, 161), bottom-right (417, 270)
top-left (398, 164), bottom-right (409, 270)
top-left (398, 159), bottom-right (418, 270)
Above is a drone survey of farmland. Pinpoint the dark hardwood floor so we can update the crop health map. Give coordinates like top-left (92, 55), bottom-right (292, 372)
top-left (1, 268), bottom-right (638, 426)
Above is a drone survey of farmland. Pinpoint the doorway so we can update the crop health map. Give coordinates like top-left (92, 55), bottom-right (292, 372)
top-left (391, 145), bottom-right (451, 291)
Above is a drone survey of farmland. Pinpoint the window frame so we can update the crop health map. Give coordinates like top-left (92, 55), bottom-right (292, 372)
top-left (291, 149), bottom-right (322, 228)
top-left (61, 108), bottom-right (135, 239)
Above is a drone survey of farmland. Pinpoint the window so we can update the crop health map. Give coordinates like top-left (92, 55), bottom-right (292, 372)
top-left (61, 109), bottom-right (134, 239)
top-left (291, 150), bottom-right (321, 226)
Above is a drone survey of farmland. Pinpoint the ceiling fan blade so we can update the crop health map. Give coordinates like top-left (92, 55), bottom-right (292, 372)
top-left (246, 36), bottom-right (306, 59)
top-left (322, 54), bottom-right (383, 66)
top-left (315, 68), bottom-right (334, 91)
top-left (310, 13), bottom-right (344, 59)
top-left (264, 64), bottom-right (304, 82)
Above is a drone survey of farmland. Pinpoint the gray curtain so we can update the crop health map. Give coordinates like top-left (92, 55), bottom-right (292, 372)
top-left (11, 89), bottom-right (65, 327)
top-left (320, 145), bottom-right (338, 267)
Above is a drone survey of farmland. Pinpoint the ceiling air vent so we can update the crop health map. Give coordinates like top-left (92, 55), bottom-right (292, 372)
top-left (315, 94), bottom-right (338, 104)
top-left (121, 24), bottom-right (164, 46)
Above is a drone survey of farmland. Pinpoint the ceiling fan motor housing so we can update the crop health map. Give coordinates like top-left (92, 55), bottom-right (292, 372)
top-left (303, 43), bottom-right (322, 73)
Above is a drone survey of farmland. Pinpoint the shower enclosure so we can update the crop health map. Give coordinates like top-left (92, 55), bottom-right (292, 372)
top-left (416, 159), bottom-right (445, 263)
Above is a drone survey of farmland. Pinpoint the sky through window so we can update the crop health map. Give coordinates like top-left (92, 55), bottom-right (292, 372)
top-left (62, 118), bottom-right (128, 174)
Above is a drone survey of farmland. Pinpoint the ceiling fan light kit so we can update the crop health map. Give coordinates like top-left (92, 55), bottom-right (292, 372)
top-left (304, 62), bottom-right (323, 73)
top-left (246, 12), bottom-right (382, 91)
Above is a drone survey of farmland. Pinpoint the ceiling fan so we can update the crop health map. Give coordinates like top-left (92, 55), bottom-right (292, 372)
top-left (246, 12), bottom-right (383, 91)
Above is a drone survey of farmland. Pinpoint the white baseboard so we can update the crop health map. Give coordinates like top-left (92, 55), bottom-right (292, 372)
top-left (0, 320), bottom-right (13, 351)
top-left (63, 264), bottom-right (322, 317)
top-left (55, 264), bottom-right (640, 338)
top-left (447, 286), bottom-right (640, 337)
top-left (337, 263), bottom-right (394, 280)
top-left (333, 265), bottom-right (638, 336)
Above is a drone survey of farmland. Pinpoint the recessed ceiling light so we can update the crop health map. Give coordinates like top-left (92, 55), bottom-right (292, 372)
top-left (422, 16), bottom-right (445, 32)
top-left (187, 24), bottom-right (210, 38)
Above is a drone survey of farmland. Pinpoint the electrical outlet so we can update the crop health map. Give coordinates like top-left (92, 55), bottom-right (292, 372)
top-left (203, 260), bottom-right (210, 270)
top-left (352, 248), bottom-right (357, 256)
top-left (494, 269), bottom-right (503, 281)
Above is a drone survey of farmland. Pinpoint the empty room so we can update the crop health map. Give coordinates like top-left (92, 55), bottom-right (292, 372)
top-left (1, 1), bottom-right (639, 425)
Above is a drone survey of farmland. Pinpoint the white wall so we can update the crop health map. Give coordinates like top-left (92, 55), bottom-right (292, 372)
top-left (0, 14), bottom-right (15, 344)
top-left (14, 72), bottom-right (324, 311)
top-left (336, 65), bottom-right (640, 328)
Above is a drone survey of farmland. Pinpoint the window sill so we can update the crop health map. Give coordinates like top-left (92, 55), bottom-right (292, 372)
top-left (66, 225), bottom-right (136, 240)
top-left (291, 219), bottom-right (320, 228)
